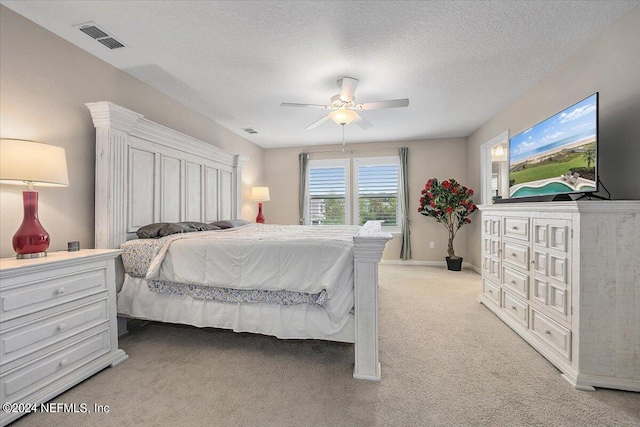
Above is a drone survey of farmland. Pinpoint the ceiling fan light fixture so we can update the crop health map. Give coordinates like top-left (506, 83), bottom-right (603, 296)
top-left (329, 108), bottom-right (357, 125)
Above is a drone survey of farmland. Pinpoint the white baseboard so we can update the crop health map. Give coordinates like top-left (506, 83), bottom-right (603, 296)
top-left (381, 260), bottom-right (481, 273)
top-left (467, 264), bottom-right (482, 274)
top-left (381, 260), bottom-right (446, 266)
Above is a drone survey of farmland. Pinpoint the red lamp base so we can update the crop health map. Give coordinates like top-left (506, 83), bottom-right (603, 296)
top-left (255, 201), bottom-right (265, 224)
top-left (13, 191), bottom-right (49, 259)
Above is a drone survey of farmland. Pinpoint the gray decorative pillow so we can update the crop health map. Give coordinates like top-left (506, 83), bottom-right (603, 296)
top-left (137, 222), bottom-right (220, 238)
top-left (157, 223), bottom-right (191, 237)
top-left (136, 223), bottom-right (170, 239)
top-left (175, 222), bottom-right (221, 232)
top-left (210, 219), bottom-right (251, 229)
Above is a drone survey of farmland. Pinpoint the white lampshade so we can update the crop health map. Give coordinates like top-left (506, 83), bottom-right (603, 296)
top-left (0, 139), bottom-right (69, 187)
top-left (251, 186), bottom-right (270, 202)
top-left (492, 144), bottom-right (507, 162)
top-left (329, 108), bottom-right (357, 125)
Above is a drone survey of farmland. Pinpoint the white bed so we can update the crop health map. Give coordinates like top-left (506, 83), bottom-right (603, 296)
top-left (87, 102), bottom-right (391, 380)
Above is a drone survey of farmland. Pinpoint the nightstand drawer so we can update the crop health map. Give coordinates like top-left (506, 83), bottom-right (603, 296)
top-left (0, 328), bottom-right (110, 403)
top-left (531, 309), bottom-right (571, 360)
top-left (0, 268), bottom-right (106, 321)
top-left (1, 297), bottom-right (108, 370)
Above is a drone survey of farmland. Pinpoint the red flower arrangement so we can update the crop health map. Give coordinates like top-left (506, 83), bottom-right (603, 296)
top-left (418, 178), bottom-right (477, 259)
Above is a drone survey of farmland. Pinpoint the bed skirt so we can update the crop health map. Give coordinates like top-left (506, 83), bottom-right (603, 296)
top-left (117, 275), bottom-right (355, 342)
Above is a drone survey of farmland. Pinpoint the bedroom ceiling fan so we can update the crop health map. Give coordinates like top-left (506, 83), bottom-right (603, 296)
top-left (281, 77), bottom-right (409, 130)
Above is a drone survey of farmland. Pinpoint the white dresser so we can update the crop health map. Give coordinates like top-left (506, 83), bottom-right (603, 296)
top-left (478, 201), bottom-right (640, 392)
top-left (0, 250), bottom-right (128, 426)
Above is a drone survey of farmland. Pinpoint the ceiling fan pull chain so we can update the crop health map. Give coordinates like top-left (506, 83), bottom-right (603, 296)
top-left (342, 124), bottom-right (346, 152)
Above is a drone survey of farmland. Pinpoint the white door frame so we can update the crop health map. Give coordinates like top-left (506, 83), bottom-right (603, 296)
top-left (480, 130), bottom-right (509, 205)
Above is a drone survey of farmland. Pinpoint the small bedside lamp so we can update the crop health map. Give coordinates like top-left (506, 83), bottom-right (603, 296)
top-left (0, 139), bottom-right (69, 258)
top-left (251, 186), bottom-right (270, 224)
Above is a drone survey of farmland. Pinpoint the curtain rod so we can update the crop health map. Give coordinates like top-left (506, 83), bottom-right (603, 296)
top-left (305, 147), bottom-right (406, 155)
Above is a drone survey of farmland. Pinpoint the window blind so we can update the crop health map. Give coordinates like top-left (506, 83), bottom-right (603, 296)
top-left (308, 166), bottom-right (346, 225)
top-left (357, 164), bottom-right (398, 226)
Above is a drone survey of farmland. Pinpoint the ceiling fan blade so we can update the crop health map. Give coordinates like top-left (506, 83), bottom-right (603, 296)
top-left (353, 114), bottom-right (373, 130)
top-left (281, 103), bottom-right (328, 109)
top-left (339, 77), bottom-right (359, 102)
top-left (305, 115), bottom-right (330, 130)
top-left (355, 99), bottom-right (409, 111)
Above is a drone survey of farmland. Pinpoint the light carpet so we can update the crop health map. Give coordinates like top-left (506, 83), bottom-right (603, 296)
top-left (11, 265), bottom-right (640, 426)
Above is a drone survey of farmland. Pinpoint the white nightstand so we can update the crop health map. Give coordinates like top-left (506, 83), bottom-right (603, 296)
top-left (0, 249), bottom-right (128, 426)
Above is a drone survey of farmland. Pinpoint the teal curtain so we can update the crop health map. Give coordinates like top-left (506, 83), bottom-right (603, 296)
top-left (299, 152), bottom-right (309, 224)
top-left (398, 147), bottom-right (412, 259)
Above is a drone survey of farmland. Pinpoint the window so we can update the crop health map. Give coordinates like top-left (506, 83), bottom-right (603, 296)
top-left (306, 156), bottom-right (399, 231)
top-left (308, 159), bottom-right (350, 225)
top-left (354, 157), bottom-right (399, 228)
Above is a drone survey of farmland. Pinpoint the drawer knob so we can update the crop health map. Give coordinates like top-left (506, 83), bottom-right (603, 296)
top-left (510, 280), bottom-right (516, 284)
top-left (511, 305), bottom-right (517, 310)
top-left (511, 253), bottom-right (517, 257)
top-left (60, 358), bottom-right (69, 367)
top-left (58, 323), bottom-right (67, 331)
top-left (488, 290), bottom-right (493, 294)
top-left (544, 329), bottom-right (551, 335)
top-left (512, 226), bottom-right (518, 230)
top-left (57, 287), bottom-right (66, 295)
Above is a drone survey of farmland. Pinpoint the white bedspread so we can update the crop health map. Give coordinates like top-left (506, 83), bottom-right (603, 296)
top-left (141, 224), bottom-right (360, 323)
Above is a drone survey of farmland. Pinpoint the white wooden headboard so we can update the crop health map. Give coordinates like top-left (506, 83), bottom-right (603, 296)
top-left (87, 102), bottom-right (247, 250)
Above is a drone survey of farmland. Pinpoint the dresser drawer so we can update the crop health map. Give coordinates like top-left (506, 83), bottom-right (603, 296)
top-left (532, 277), bottom-right (548, 305)
top-left (482, 237), bottom-right (500, 257)
top-left (1, 296), bottom-right (108, 371)
top-left (482, 280), bottom-right (501, 306)
top-left (503, 241), bottom-right (529, 271)
top-left (504, 217), bottom-right (529, 241)
top-left (533, 220), bottom-right (569, 254)
top-left (483, 217), bottom-right (501, 237)
top-left (548, 253), bottom-right (568, 284)
top-left (531, 309), bottom-right (571, 360)
top-left (503, 291), bottom-right (528, 327)
top-left (0, 328), bottom-right (110, 404)
top-left (0, 268), bottom-right (106, 321)
top-left (483, 255), bottom-right (501, 282)
top-left (503, 266), bottom-right (528, 299)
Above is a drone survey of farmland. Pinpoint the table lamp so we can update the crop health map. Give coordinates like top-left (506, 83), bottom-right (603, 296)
top-left (0, 139), bottom-right (69, 258)
top-left (251, 186), bottom-right (270, 224)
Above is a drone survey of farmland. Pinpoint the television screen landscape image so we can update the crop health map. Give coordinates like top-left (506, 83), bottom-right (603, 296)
top-left (509, 93), bottom-right (598, 198)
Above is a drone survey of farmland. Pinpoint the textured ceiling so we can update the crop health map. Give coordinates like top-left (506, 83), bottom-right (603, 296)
top-left (2, 1), bottom-right (638, 148)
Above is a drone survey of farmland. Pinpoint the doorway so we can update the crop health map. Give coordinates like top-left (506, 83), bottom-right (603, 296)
top-left (480, 130), bottom-right (509, 204)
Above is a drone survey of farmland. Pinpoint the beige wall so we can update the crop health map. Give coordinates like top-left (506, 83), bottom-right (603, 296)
top-left (466, 6), bottom-right (640, 268)
top-left (4, 4), bottom-right (637, 265)
top-left (264, 138), bottom-right (475, 261)
top-left (0, 7), bottom-right (265, 258)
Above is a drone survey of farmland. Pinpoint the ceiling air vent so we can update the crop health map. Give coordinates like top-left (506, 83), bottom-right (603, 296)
top-left (79, 25), bottom-right (108, 39)
top-left (98, 38), bottom-right (125, 49)
top-left (242, 128), bottom-right (258, 134)
top-left (75, 22), bottom-right (127, 50)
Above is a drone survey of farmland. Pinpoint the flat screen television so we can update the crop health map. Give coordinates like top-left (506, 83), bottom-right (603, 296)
top-left (508, 93), bottom-right (598, 200)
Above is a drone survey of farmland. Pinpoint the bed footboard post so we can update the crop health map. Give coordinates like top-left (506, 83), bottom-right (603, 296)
top-left (353, 222), bottom-right (391, 381)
